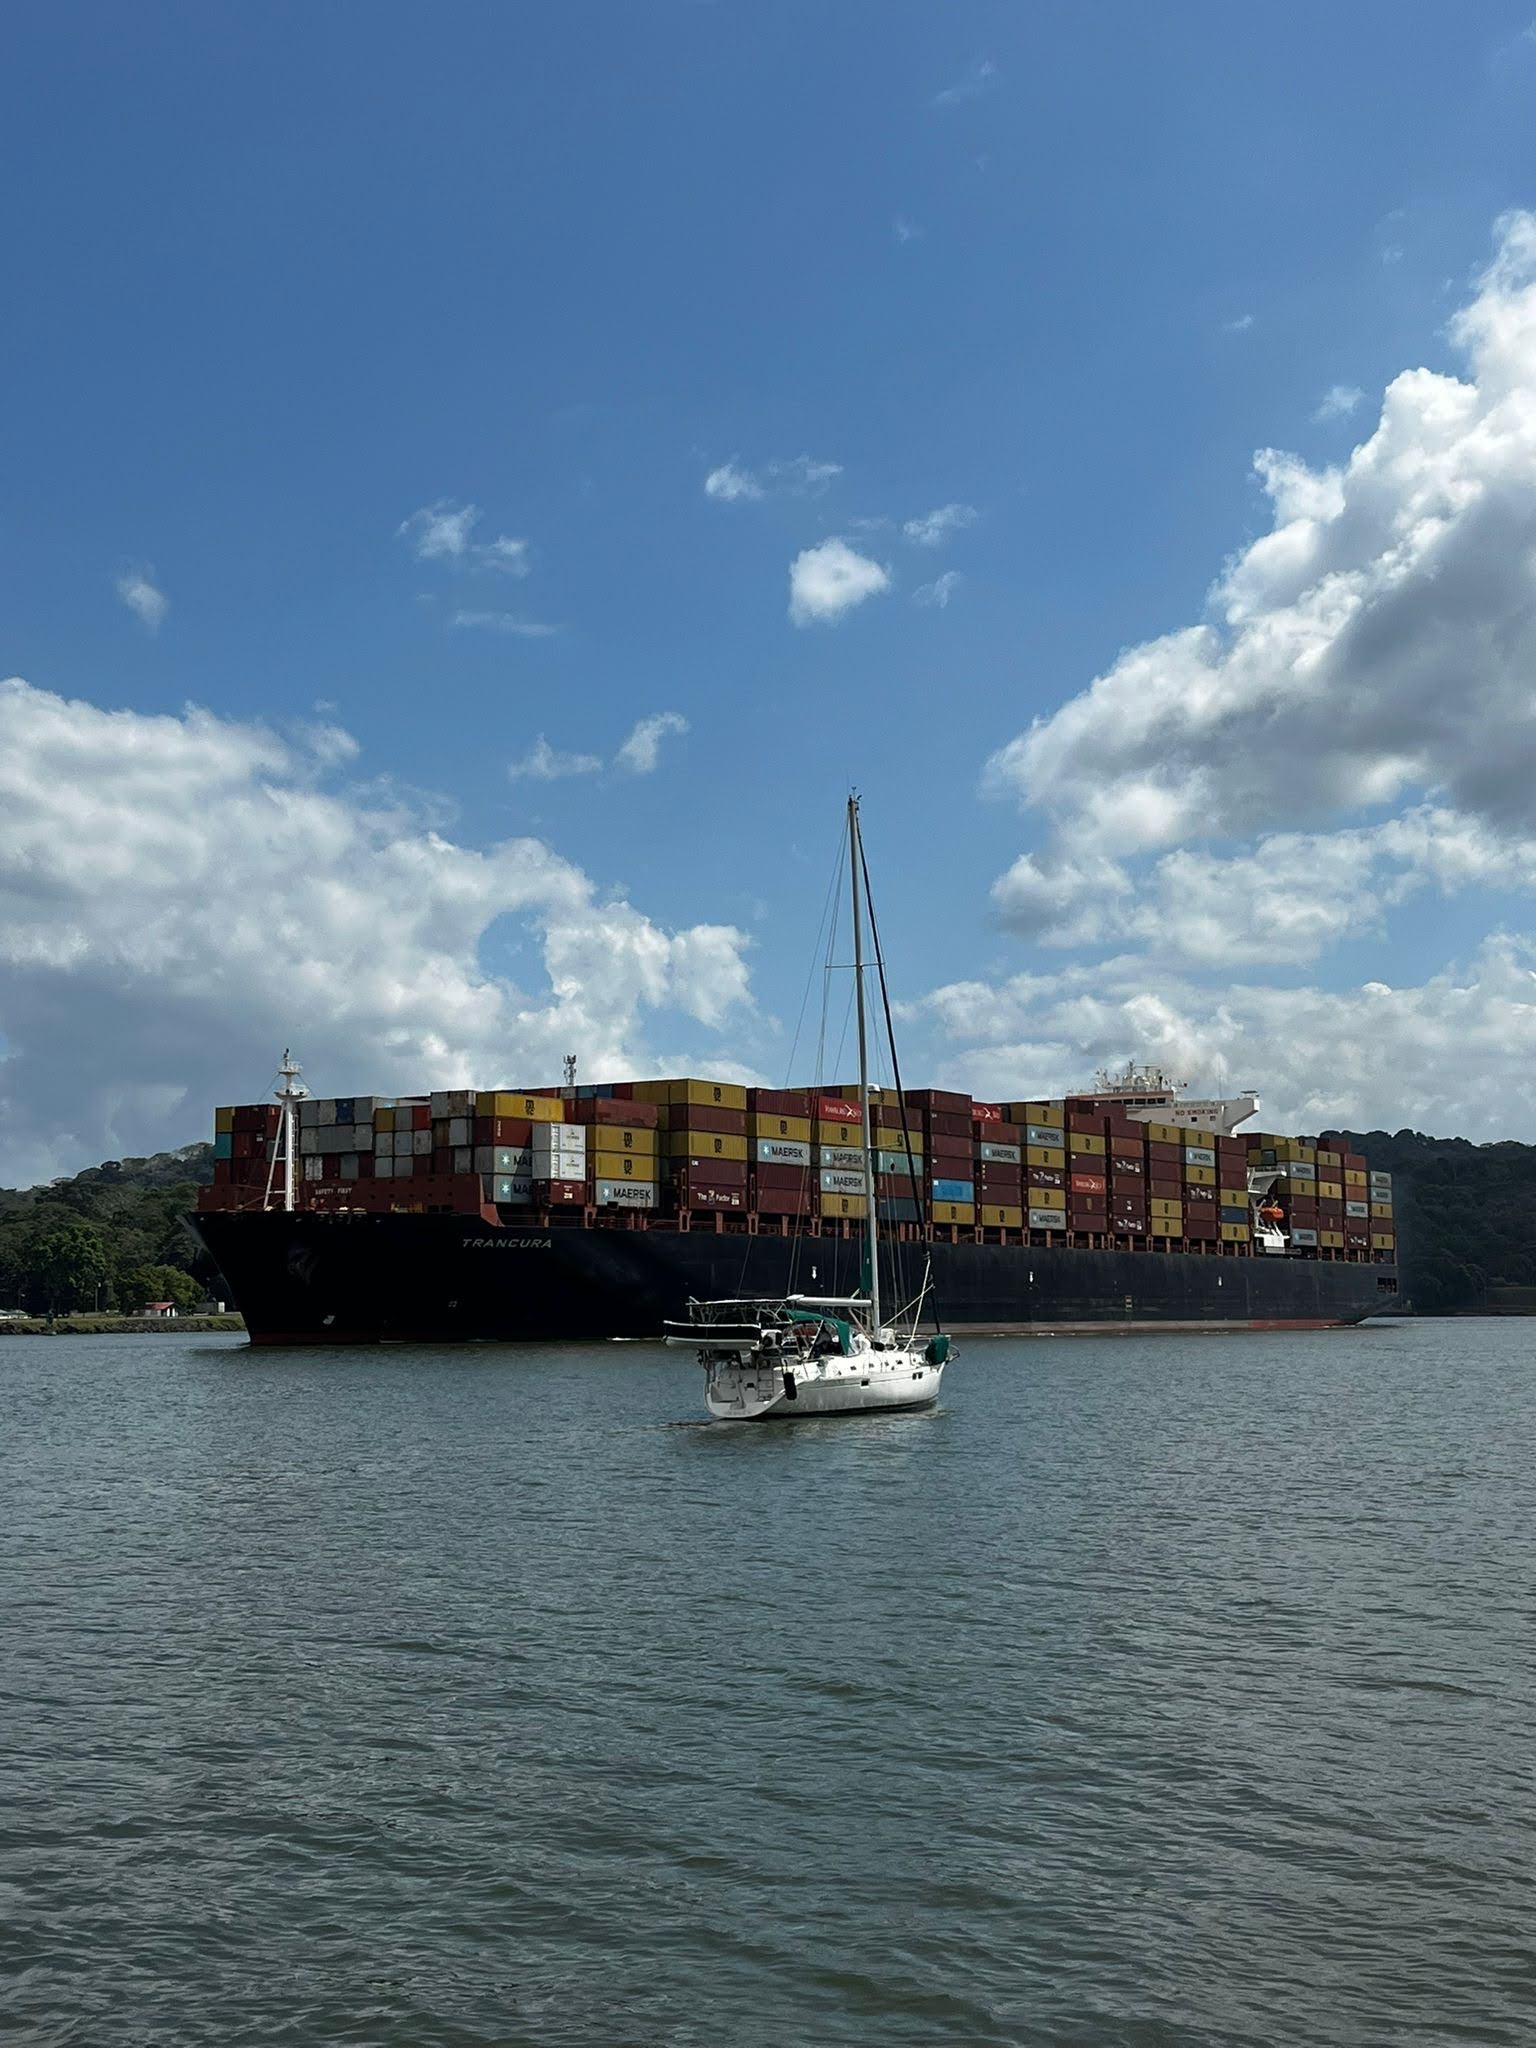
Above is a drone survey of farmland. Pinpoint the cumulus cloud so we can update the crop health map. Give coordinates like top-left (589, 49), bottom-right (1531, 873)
top-left (507, 738), bottom-right (603, 780)
top-left (1313, 383), bottom-right (1365, 422)
top-left (911, 937), bottom-right (1536, 1143)
top-left (115, 568), bottom-right (168, 633)
top-left (399, 500), bottom-right (530, 573)
top-left (0, 677), bottom-right (752, 1186)
top-left (788, 539), bottom-right (891, 625)
top-left (903, 503), bottom-right (978, 547)
top-left (914, 570), bottom-right (961, 609)
top-left (615, 712), bottom-right (688, 774)
top-left (704, 455), bottom-right (842, 502)
top-left (987, 213), bottom-right (1536, 875)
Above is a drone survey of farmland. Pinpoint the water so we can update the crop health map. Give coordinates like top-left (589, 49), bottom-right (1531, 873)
top-left (3, 1319), bottom-right (1533, 2047)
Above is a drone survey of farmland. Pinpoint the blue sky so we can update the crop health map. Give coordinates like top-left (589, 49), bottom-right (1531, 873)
top-left (7, 3), bottom-right (1536, 1179)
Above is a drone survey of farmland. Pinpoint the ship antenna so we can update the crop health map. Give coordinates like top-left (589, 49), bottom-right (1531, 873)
top-left (270, 1048), bottom-right (308, 1214)
top-left (563, 1052), bottom-right (578, 1090)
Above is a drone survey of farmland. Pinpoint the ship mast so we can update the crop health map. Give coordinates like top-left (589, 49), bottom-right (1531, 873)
top-left (848, 795), bottom-right (881, 1331)
top-left (273, 1048), bottom-right (307, 1214)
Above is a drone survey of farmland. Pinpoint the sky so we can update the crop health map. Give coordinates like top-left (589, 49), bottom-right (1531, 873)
top-left (7, 3), bottom-right (1536, 1184)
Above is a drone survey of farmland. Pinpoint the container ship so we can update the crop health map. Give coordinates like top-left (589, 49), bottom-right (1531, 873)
top-left (189, 1060), bottom-right (1401, 1344)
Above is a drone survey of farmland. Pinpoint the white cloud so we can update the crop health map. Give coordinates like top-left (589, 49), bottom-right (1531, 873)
top-left (450, 611), bottom-right (562, 637)
top-left (903, 503), bottom-right (978, 547)
top-left (615, 712), bottom-right (688, 775)
top-left (704, 455), bottom-right (842, 502)
top-left (933, 58), bottom-right (998, 107)
top-left (0, 677), bottom-right (752, 1186)
top-left (1313, 383), bottom-right (1364, 421)
top-left (399, 501), bottom-right (530, 574)
top-left (788, 539), bottom-right (891, 625)
top-left (1222, 312), bottom-right (1255, 335)
top-left (914, 570), bottom-right (961, 609)
top-left (507, 737), bottom-right (603, 780)
top-left (115, 568), bottom-right (168, 633)
top-left (911, 936), bottom-right (1536, 1142)
top-left (986, 213), bottom-right (1536, 878)
top-left (704, 461), bottom-right (764, 503)
top-left (892, 215), bottom-right (922, 245)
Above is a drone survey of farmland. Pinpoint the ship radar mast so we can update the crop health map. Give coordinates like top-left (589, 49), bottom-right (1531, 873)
top-left (270, 1048), bottom-right (309, 1214)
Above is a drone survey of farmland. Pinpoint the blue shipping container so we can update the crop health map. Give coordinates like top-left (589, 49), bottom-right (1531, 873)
top-left (931, 1178), bottom-right (975, 1202)
top-left (214, 1131), bottom-right (233, 1159)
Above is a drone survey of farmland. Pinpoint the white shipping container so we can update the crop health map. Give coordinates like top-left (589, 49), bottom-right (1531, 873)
top-left (594, 1180), bottom-right (657, 1208)
top-left (755, 1138), bottom-right (810, 1166)
top-left (412, 1129), bottom-right (432, 1156)
top-left (819, 1145), bottom-right (864, 1171)
top-left (534, 1149), bottom-right (586, 1180)
top-left (393, 1129), bottom-right (414, 1158)
top-left (374, 1132), bottom-right (393, 1156)
top-left (1284, 1161), bottom-right (1317, 1180)
top-left (819, 1168), bottom-right (866, 1195)
top-left (316, 1099), bottom-right (337, 1127)
top-left (1026, 1124), bottom-right (1063, 1148)
top-left (299, 1099), bottom-right (321, 1128)
top-left (1346, 1200), bottom-right (1370, 1218)
top-left (340, 1154), bottom-right (360, 1181)
top-left (453, 1147), bottom-right (473, 1174)
top-left (978, 1141), bottom-right (1021, 1164)
top-left (303, 1156), bottom-right (322, 1180)
top-left (1028, 1207), bottom-right (1066, 1229)
top-left (531, 1122), bottom-right (585, 1151)
top-left (1183, 1145), bottom-right (1216, 1168)
top-left (484, 1175), bottom-right (534, 1204)
top-left (299, 1128), bottom-right (319, 1155)
top-left (1370, 1171), bottom-right (1393, 1189)
top-left (474, 1145), bottom-right (533, 1174)
top-left (350, 1097), bottom-right (375, 1122)
top-left (447, 1117), bottom-right (471, 1148)
top-left (375, 1156), bottom-right (395, 1179)
top-left (431, 1090), bottom-right (474, 1118)
top-left (1290, 1227), bottom-right (1319, 1246)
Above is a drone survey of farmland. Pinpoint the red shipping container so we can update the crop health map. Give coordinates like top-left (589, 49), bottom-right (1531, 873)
top-left (753, 1187), bottom-right (812, 1216)
top-left (904, 1088), bottom-right (971, 1115)
top-left (927, 1135), bottom-right (973, 1165)
top-left (669, 1104), bottom-right (748, 1137)
top-left (1184, 1184), bottom-right (1216, 1205)
top-left (1027, 1164), bottom-right (1067, 1189)
top-left (1184, 1214), bottom-right (1218, 1237)
top-left (976, 1162), bottom-right (1023, 1188)
top-left (1148, 1141), bottom-right (1180, 1164)
top-left (1066, 1111), bottom-right (1105, 1134)
top-left (816, 1096), bottom-right (860, 1125)
top-left (751, 1087), bottom-right (814, 1117)
top-left (971, 1102), bottom-right (1004, 1124)
top-left (677, 1182), bottom-right (746, 1211)
top-left (924, 1110), bottom-right (972, 1140)
top-left (538, 1180), bottom-right (586, 1205)
top-left (1070, 1171), bottom-right (1106, 1194)
top-left (411, 1105), bottom-right (431, 1130)
top-left (585, 1098), bottom-right (660, 1129)
top-left (754, 1162), bottom-right (813, 1191)
top-left (1109, 1154), bottom-right (1145, 1177)
top-left (1149, 1176), bottom-right (1182, 1199)
top-left (675, 1157), bottom-right (748, 1188)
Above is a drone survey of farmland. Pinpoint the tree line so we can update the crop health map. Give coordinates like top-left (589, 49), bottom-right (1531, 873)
top-left (0, 1146), bottom-right (217, 1316)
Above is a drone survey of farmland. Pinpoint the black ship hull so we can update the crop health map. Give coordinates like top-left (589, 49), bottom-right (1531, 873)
top-left (189, 1211), bottom-right (1401, 1344)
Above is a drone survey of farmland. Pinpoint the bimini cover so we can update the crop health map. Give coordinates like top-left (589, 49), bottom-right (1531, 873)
top-left (784, 1308), bottom-right (854, 1356)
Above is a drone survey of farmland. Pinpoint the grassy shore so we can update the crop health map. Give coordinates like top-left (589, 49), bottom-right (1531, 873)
top-left (0, 1314), bottom-right (246, 1336)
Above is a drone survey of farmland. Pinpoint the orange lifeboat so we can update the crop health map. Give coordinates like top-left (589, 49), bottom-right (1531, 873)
top-left (1259, 1203), bottom-right (1285, 1223)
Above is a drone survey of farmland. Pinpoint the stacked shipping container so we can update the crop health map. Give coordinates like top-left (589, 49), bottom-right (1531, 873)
top-left (200, 1080), bottom-right (1393, 1261)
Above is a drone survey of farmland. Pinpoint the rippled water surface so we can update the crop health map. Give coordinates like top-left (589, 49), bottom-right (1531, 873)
top-left (4, 1319), bottom-right (1535, 2045)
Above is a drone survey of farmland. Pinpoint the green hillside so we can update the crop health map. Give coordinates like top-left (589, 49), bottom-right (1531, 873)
top-left (1325, 1130), bottom-right (1536, 1313)
top-left (0, 1145), bottom-right (217, 1315)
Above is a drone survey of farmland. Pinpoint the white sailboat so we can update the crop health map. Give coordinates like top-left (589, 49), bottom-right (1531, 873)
top-left (664, 796), bottom-right (953, 1420)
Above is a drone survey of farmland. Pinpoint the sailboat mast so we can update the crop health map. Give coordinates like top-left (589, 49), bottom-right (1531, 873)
top-left (848, 795), bottom-right (881, 1330)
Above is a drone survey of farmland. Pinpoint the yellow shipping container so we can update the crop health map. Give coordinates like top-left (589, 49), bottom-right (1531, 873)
top-left (1317, 1150), bottom-right (1342, 1169)
top-left (597, 1125), bottom-right (657, 1157)
top-left (1025, 1144), bottom-right (1067, 1169)
top-left (1151, 1196), bottom-right (1182, 1219)
top-left (1344, 1167), bottom-right (1367, 1186)
top-left (1147, 1122), bottom-right (1182, 1145)
top-left (1177, 1126), bottom-right (1209, 1146)
top-left (590, 1151), bottom-right (651, 1181)
top-left (1317, 1179), bottom-right (1343, 1200)
top-left (668, 1078), bottom-right (748, 1111)
top-left (665, 1129), bottom-right (748, 1162)
top-left (1220, 1222), bottom-right (1251, 1242)
top-left (375, 1106), bottom-right (395, 1133)
top-left (815, 1118), bottom-right (864, 1145)
top-left (820, 1193), bottom-right (867, 1219)
top-left (749, 1113), bottom-right (812, 1143)
top-left (1372, 1232), bottom-right (1396, 1250)
top-left (1031, 1185), bottom-right (1066, 1209)
top-left (982, 1204), bottom-right (1024, 1228)
top-left (1010, 1101), bottom-right (1063, 1128)
top-left (480, 1093), bottom-right (562, 1122)
top-left (1067, 1132), bottom-right (1106, 1157)
top-left (1320, 1229), bottom-right (1345, 1248)
top-left (1371, 1201), bottom-right (1394, 1219)
top-left (214, 1106), bottom-right (234, 1134)
top-left (1219, 1185), bottom-right (1247, 1204)
top-left (627, 1079), bottom-right (669, 1105)
top-left (1150, 1217), bottom-right (1182, 1237)
top-left (931, 1201), bottom-right (975, 1225)
top-left (1183, 1164), bottom-right (1216, 1187)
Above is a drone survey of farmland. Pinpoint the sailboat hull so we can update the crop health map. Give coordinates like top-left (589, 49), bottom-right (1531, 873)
top-left (704, 1358), bottom-right (945, 1420)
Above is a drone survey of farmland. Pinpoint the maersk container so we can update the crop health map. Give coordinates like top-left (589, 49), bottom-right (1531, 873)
top-left (594, 1181), bottom-right (657, 1208)
top-left (1289, 1227), bottom-right (1319, 1246)
top-left (1028, 1207), bottom-right (1066, 1230)
top-left (756, 1137), bottom-right (811, 1167)
top-left (1183, 1145), bottom-right (1216, 1168)
top-left (1025, 1123), bottom-right (1061, 1148)
top-left (977, 1141), bottom-right (1021, 1164)
top-left (820, 1168), bottom-right (866, 1196)
top-left (485, 1175), bottom-right (533, 1204)
top-left (875, 1150), bottom-right (920, 1177)
top-left (1346, 1199), bottom-right (1369, 1218)
top-left (818, 1144), bottom-right (864, 1172)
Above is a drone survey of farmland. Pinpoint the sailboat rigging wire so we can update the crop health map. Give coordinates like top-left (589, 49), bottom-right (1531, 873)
top-left (782, 816), bottom-right (851, 1090)
top-left (857, 823), bottom-right (942, 1336)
